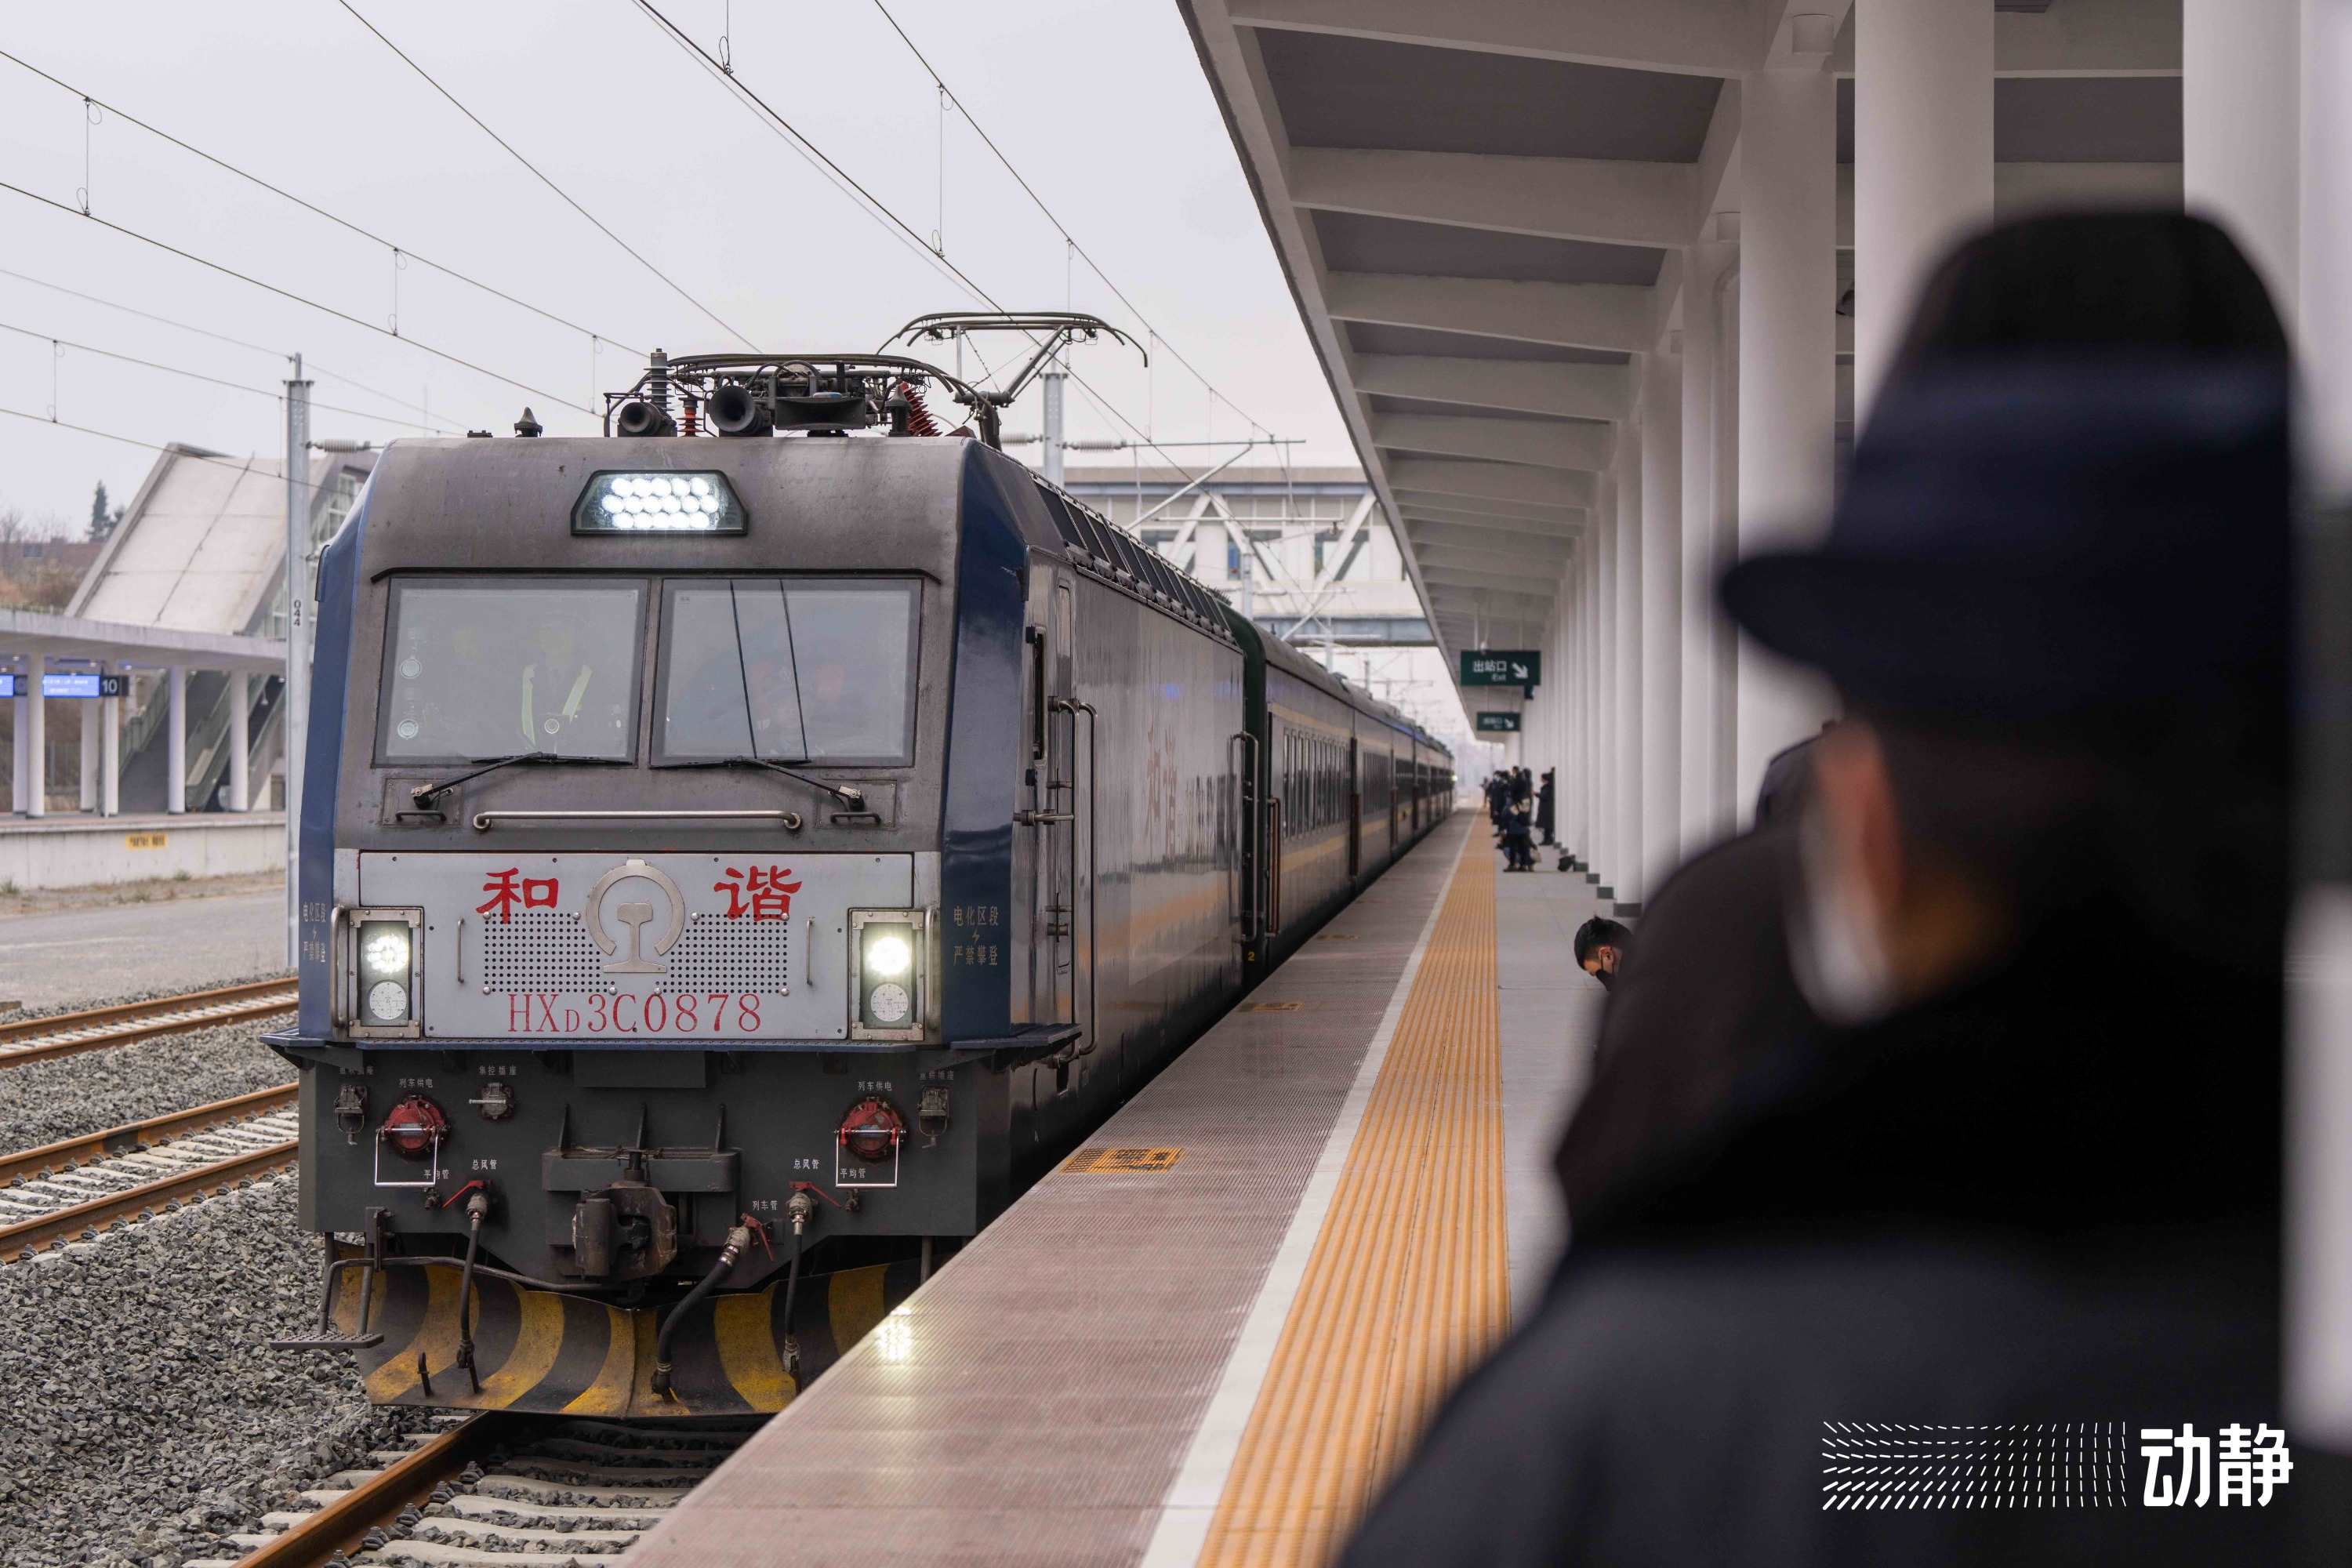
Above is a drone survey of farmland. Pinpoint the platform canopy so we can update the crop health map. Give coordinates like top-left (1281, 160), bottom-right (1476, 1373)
top-left (0, 607), bottom-right (287, 675)
top-left (1178, 0), bottom-right (2186, 672)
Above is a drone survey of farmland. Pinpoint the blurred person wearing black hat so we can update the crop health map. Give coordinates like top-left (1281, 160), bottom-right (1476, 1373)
top-left (1344, 212), bottom-right (2299, 1566)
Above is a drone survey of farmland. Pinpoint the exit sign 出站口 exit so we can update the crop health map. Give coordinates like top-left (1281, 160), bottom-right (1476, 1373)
top-left (1461, 651), bottom-right (1540, 688)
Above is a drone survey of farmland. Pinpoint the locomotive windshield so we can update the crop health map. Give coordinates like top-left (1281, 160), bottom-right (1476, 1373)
top-left (378, 580), bottom-right (644, 762)
top-left (655, 579), bottom-right (919, 765)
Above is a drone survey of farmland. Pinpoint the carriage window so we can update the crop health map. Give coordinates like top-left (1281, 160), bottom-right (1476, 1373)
top-left (379, 580), bottom-right (643, 762)
top-left (656, 579), bottom-right (918, 765)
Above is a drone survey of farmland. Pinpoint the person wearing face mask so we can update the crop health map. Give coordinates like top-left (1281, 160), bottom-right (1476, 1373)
top-left (1341, 212), bottom-right (2301, 1566)
top-left (1571, 916), bottom-right (1629, 989)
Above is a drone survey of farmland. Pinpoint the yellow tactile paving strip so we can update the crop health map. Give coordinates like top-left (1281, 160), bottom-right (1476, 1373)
top-left (1197, 844), bottom-right (1508, 1568)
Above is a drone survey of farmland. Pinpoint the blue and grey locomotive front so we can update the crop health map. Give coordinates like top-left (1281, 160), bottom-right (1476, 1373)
top-left (267, 417), bottom-right (1245, 1416)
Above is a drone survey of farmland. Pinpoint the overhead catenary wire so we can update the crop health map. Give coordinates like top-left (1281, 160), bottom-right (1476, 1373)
top-left (0, 402), bottom-right (362, 504)
top-left (0, 180), bottom-right (593, 415)
top-left (335, 0), bottom-right (755, 350)
top-left (862, 0), bottom-right (1274, 437)
top-left (626, 0), bottom-right (1226, 492)
top-left (0, 319), bottom-right (456, 433)
top-left (0, 263), bottom-right (435, 420)
top-left (0, 47), bottom-right (644, 358)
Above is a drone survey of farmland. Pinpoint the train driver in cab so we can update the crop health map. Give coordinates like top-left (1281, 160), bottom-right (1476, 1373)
top-left (517, 610), bottom-right (603, 750)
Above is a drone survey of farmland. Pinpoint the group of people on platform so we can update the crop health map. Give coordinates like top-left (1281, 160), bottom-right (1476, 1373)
top-left (1348, 211), bottom-right (2312, 1563)
top-left (1482, 764), bottom-right (1555, 872)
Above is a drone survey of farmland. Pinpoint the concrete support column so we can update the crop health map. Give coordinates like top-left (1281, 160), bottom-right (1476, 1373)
top-left (100, 670), bottom-right (119, 818)
top-left (1583, 531), bottom-right (1600, 871)
top-left (1853, 0), bottom-right (1995, 412)
top-left (1737, 56), bottom-right (1840, 820)
top-left (1593, 474), bottom-right (1617, 889)
top-left (2184, 0), bottom-right (2302, 328)
top-left (1612, 426), bottom-right (1643, 909)
top-left (1640, 347), bottom-right (1683, 892)
top-left (229, 673), bottom-right (251, 812)
top-left (10, 675), bottom-right (26, 814)
top-left (78, 689), bottom-right (96, 811)
top-left (166, 665), bottom-right (187, 816)
top-left (1679, 243), bottom-right (1733, 852)
top-left (24, 653), bottom-right (45, 819)
top-left (2286, 0), bottom-right (2352, 1464)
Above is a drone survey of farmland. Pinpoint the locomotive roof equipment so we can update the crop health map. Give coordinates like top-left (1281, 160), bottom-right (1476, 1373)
top-left (601, 310), bottom-right (1142, 448)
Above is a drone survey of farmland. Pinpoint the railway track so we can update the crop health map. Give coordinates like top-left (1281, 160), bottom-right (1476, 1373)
top-left (0, 1087), bottom-right (299, 1260)
top-left (0, 977), bottom-right (298, 1068)
top-left (194, 1412), bottom-right (763, 1567)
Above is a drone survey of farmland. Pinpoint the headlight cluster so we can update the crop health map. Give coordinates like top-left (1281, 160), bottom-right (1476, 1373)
top-left (361, 925), bottom-right (411, 1022)
top-left (572, 470), bottom-right (746, 535)
top-left (346, 908), bottom-right (423, 1036)
top-left (850, 910), bottom-right (927, 1040)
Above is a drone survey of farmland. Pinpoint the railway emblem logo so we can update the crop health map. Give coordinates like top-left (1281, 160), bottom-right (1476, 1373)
top-left (584, 858), bottom-right (687, 976)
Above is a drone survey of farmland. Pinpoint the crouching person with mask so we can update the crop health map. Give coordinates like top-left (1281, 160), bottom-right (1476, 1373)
top-left (1344, 215), bottom-right (2296, 1566)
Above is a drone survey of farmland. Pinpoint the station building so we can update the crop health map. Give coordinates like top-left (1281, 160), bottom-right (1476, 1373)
top-left (0, 441), bottom-right (372, 887)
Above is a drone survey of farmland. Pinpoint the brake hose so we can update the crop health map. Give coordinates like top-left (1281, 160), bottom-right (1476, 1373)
top-left (651, 1222), bottom-right (751, 1399)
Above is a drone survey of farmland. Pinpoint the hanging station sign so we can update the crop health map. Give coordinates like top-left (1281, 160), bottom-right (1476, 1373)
top-left (0, 673), bottom-right (127, 699)
top-left (1461, 650), bottom-right (1540, 688)
top-left (1475, 712), bottom-right (1522, 734)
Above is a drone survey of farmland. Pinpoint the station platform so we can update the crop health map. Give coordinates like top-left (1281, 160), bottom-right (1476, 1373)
top-left (0, 809), bottom-right (282, 891)
top-left (630, 812), bottom-right (1612, 1567)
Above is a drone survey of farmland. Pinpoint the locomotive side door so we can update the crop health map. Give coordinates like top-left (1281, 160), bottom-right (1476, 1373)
top-left (1347, 735), bottom-right (1362, 880)
top-left (1017, 564), bottom-right (1079, 1029)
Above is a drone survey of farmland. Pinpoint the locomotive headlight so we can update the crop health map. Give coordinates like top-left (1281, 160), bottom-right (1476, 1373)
top-left (573, 471), bottom-right (746, 535)
top-left (361, 926), bottom-right (410, 977)
top-left (850, 909), bottom-right (927, 1040)
top-left (367, 979), bottom-right (410, 1022)
top-left (344, 909), bottom-right (423, 1037)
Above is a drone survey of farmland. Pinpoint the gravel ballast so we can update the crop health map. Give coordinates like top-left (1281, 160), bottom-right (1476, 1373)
top-left (1, 970), bottom-right (287, 1029)
top-left (0, 1174), bottom-right (423, 1567)
top-left (0, 1023), bottom-right (295, 1156)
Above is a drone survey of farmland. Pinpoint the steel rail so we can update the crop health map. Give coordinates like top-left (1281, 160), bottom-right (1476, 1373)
top-left (0, 1083), bottom-right (297, 1187)
top-left (0, 1138), bottom-right (296, 1258)
top-left (0, 978), bottom-right (296, 1068)
top-left (228, 1413), bottom-right (540, 1568)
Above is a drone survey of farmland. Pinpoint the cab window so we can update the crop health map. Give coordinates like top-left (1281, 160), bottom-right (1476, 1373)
top-left (655, 579), bottom-right (919, 766)
top-left (378, 579), bottom-right (644, 763)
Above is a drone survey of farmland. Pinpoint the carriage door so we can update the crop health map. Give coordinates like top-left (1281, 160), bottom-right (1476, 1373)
top-left (1347, 736), bottom-right (1362, 880)
top-left (1019, 568), bottom-right (1079, 1029)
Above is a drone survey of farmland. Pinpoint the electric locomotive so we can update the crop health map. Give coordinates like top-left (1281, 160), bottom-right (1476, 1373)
top-left (269, 314), bottom-right (1451, 1416)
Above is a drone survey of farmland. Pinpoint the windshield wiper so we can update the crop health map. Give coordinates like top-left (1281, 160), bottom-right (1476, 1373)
top-left (411, 753), bottom-right (628, 808)
top-left (686, 757), bottom-right (867, 811)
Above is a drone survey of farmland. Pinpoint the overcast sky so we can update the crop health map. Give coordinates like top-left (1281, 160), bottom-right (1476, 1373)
top-left (0, 0), bottom-right (1356, 532)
